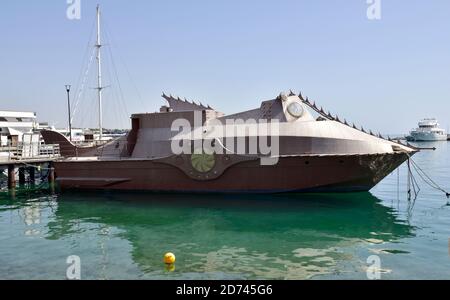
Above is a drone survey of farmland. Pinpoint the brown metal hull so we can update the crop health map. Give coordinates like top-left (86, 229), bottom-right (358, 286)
top-left (53, 153), bottom-right (409, 193)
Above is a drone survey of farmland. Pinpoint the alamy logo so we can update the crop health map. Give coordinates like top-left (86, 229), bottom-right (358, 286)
top-left (367, 0), bottom-right (382, 20)
top-left (366, 255), bottom-right (381, 280)
top-left (171, 111), bottom-right (280, 166)
top-left (66, 0), bottom-right (81, 20)
top-left (66, 255), bottom-right (81, 280)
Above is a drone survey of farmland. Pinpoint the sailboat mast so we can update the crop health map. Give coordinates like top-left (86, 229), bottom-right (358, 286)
top-left (96, 4), bottom-right (103, 140)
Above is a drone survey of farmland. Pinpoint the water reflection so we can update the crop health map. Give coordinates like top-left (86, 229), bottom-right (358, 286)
top-left (39, 192), bottom-right (414, 279)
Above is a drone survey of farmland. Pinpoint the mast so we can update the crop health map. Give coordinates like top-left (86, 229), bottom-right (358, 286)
top-left (95, 4), bottom-right (103, 140)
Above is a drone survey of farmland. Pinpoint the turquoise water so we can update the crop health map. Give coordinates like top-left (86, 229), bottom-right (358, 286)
top-left (0, 143), bottom-right (449, 280)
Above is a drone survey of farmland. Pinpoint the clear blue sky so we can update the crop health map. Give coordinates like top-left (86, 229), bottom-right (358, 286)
top-left (1, 0), bottom-right (449, 133)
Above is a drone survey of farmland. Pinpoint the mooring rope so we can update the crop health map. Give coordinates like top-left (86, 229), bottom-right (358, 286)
top-left (406, 158), bottom-right (420, 201)
top-left (406, 153), bottom-right (450, 205)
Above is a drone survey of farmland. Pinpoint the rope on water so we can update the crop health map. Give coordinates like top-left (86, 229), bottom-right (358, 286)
top-left (406, 153), bottom-right (450, 205)
top-left (406, 157), bottom-right (420, 201)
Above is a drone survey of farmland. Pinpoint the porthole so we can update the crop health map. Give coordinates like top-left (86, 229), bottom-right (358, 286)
top-left (287, 102), bottom-right (304, 118)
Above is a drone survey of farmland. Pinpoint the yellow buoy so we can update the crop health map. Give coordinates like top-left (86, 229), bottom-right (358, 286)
top-left (164, 252), bottom-right (176, 265)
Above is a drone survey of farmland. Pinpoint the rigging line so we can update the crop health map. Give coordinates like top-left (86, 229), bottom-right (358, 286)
top-left (72, 18), bottom-right (97, 122)
top-left (103, 28), bottom-right (130, 118)
top-left (71, 47), bottom-right (96, 123)
top-left (73, 17), bottom-right (96, 101)
top-left (102, 49), bottom-right (126, 129)
top-left (103, 40), bottom-right (129, 124)
top-left (102, 18), bottom-right (146, 109)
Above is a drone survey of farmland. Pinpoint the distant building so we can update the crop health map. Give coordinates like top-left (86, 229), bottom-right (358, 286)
top-left (0, 111), bottom-right (37, 146)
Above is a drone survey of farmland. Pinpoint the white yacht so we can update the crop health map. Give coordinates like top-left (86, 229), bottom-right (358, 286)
top-left (407, 118), bottom-right (447, 141)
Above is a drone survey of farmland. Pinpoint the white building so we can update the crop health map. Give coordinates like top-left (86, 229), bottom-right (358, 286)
top-left (0, 111), bottom-right (37, 146)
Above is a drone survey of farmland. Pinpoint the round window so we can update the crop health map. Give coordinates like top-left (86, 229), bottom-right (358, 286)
top-left (287, 102), bottom-right (304, 118)
top-left (191, 151), bottom-right (216, 173)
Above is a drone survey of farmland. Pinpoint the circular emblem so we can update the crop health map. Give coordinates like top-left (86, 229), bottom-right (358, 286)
top-left (191, 151), bottom-right (216, 173)
top-left (287, 102), bottom-right (304, 118)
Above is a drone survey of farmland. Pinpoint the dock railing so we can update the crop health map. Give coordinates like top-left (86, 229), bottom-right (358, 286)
top-left (0, 141), bottom-right (60, 162)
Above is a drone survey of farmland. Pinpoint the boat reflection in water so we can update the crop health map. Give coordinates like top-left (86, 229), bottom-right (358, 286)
top-left (42, 192), bottom-right (414, 279)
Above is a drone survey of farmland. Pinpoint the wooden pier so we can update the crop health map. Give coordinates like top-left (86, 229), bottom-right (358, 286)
top-left (1, 143), bottom-right (60, 190)
top-left (1, 158), bottom-right (58, 189)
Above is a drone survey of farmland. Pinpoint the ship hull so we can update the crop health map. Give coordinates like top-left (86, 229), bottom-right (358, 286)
top-left (53, 152), bottom-right (409, 194)
top-left (406, 131), bottom-right (447, 142)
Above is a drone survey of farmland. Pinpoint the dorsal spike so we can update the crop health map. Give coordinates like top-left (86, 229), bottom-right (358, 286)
top-left (335, 116), bottom-right (341, 123)
top-left (298, 91), bottom-right (304, 101)
top-left (369, 130), bottom-right (374, 136)
top-left (289, 89), bottom-right (295, 96)
top-left (312, 102), bottom-right (317, 109)
top-left (344, 119), bottom-right (349, 126)
top-left (320, 107), bottom-right (325, 114)
top-left (353, 123), bottom-right (357, 129)
top-left (361, 127), bottom-right (366, 133)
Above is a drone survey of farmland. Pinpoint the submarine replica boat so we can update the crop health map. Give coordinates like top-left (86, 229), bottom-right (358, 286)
top-left (42, 91), bottom-right (418, 193)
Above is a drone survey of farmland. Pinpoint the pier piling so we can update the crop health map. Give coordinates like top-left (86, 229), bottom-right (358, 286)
top-left (18, 168), bottom-right (26, 185)
top-left (8, 165), bottom-right (16, 189)
top-left (29, 167), bottom-right (35, 185)
top-left (48, 164), bottom-right (55, 184)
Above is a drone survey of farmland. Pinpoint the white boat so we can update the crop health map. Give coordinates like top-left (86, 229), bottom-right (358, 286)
top-left (407, 118), bottom-right (447, 141)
